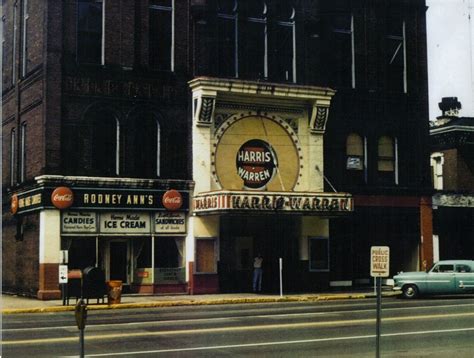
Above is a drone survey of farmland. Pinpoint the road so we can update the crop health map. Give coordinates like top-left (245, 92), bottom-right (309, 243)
top-left (2, 296), bottom-right (474, 357)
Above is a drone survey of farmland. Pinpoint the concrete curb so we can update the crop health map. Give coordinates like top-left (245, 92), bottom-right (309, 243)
top-left (2, 292), bottom-right (401, 314)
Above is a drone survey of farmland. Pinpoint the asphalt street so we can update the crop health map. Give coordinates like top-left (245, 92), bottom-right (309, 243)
top-left (2, 296), bottom-right (474, 357)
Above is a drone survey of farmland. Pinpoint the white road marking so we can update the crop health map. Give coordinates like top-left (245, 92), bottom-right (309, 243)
top-left (60, 327), bottom-right (474, 357)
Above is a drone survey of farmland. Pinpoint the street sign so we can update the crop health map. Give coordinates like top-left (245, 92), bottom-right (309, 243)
top-left (59, 264), bottom-right (68, 283)
top-left (370, 246), bottom-right (390, 278)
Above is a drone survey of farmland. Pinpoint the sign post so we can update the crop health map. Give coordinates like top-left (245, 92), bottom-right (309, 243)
top-left (370, 246), bottom-right (390, 358)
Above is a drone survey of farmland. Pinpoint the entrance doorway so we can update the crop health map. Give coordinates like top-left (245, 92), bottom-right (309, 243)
top-left (219, 215), bottom-right (298, 293)
top-left (107, 240), bottom-right (130, 284)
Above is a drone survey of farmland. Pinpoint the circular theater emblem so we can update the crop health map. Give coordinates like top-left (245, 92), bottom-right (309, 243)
top-left (236, 139), bottom-right (278, 189)
top-left (162, 189), bottom-right (183, 211)
top-left (51, 187), bottom-right (74, 209)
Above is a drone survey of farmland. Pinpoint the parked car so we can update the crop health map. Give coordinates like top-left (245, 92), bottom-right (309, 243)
top-left (393, 260), bottom-right (474, 299)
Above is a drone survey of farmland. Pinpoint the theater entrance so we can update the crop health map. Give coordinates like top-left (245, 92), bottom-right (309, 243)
top-left (219, 215), bottom-right (299, 293)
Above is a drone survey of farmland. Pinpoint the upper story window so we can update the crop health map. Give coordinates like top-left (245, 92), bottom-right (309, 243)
top-left (217, 0), bottom-right (237, 77)
top-left (10, 128), bottom-right (16, 186)
top-left (346, 133), bottom-right (364, 170)
top-left (12, 3), bottom-right (18, 83)
top-left (19, 122), bottom-right (26, 182)
top-left (273, 2), bottom-right (296, 82)
top-left (77, 0), bottom-right (104, 64)
top-left (329, 13), bottom-right (354, 88)
top-left (21, 0), bottom-right (28, 77)
top-left (430, 152), bottom-right (444, 190)
top-left (128, 112), bottom-right (162, 178)
top-left (377, 135), bottom-right (398, 184)
top-left (149, 0), bottom-right (174, 71)
top-left (386, 14), bottom-right (406, 93)
top-left (240, 1), bottom-right (267, 79)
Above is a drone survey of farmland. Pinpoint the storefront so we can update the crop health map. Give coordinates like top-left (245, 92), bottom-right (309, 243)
top-left (188, 77), bottom-right (354, 294)
top-left (10, 177), bottom-right (192, 298)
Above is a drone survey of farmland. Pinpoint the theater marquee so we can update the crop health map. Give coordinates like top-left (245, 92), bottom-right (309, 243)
top-left (193, 191), bottom-right (353, 215)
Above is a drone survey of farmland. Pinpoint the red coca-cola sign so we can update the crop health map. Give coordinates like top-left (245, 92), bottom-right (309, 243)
top-left (51, 187), bottom-right (74, 209)
top-left (11, 194), bottom-right (18, 214)
top-left (162, 189), bottom-right (183, 211)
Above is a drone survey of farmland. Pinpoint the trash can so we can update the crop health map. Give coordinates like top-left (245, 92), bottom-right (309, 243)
top-left (106, 280), bottom-right (123, 304)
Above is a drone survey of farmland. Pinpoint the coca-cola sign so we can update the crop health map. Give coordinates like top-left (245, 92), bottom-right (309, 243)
top-left (162, 189), bottom-right (183, 211)
top-left (236, 139), bottom-right (278, 189)
top-left (11, 194), bottom-right (18, 214)
top-left (51, 187), bottom-right (74, 209)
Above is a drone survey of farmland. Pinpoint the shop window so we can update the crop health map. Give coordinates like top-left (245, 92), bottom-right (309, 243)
top-left (65, 238), bottom-right (97, 270)
top-left (386, 15), bottom-right (406, 93)
top-left (377, 136), bottom-right (397, 184)
top-left (19, 122), bottom-right (26, 182)
top-left (309, 237), bottom-right (329, 272)
top-left (329, 13), bottom-right (354, 88)
top-left (195, 238), bottom-right (217, 273)
top-left (273, 2), bottom-right (295, 82)
top-left (149, 0), bottom-right (173, 71)
top-left (77, 0), bottom-right (103, 64)
top-left (134, 238), bottom-right (151, 268)
top-left (217, 0), bottom-right (237, 77)
top-left (21, 0), bottom-right (28, 77)
top-left (346, 133), bottom-right (364, 170)
top-left (155, 237), bottom-right (184, 268)
top-left (10, 128), bottom-right (16, 186)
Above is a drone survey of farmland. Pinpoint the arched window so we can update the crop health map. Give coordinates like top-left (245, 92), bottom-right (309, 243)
top-left (346, 133), bottom-right (364, 170)
top-left (125, 111), bottom-right (161, 178)
top-left (92, 114), bottom-right (120, 176)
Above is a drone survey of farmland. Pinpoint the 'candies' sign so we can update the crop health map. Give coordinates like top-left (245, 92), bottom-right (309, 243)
top-left (236, 139), bottom-right (278, 189)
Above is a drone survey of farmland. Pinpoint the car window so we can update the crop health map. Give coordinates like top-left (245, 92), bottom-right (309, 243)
top-left (456, 265), bottom-right (471, 273)
top-left (432, 264), bottom-right (454, 273)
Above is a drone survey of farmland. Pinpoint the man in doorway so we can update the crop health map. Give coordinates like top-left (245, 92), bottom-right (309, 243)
top-left (253, 254), bottom-right (263, 292)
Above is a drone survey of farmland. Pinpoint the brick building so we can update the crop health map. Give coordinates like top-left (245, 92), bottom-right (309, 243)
top-left (3, 0), bottom-right (432, 298)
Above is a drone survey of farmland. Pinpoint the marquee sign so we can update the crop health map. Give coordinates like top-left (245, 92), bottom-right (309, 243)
top-left (193, 191), bottom-right (353, 215)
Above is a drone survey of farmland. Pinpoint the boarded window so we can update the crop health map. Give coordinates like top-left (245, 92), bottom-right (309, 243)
top-left (346, 133), bottom-right (363, 170)
top-left (196, 238), bottom-right (216, 273)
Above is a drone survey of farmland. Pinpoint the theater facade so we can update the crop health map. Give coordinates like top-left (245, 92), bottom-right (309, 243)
top-left (187, 78), bottom-right (353, 293)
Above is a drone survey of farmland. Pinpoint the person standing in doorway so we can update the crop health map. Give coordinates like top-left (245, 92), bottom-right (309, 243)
top-left (253, 254), bottom-right (263, 292)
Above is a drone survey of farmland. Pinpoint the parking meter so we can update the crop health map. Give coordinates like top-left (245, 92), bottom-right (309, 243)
top-left (75, 299), bottom-right (87, 330)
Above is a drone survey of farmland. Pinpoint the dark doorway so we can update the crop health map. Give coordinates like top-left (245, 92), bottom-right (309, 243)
top-left (219, 215), bottom-right (299, 293)
top-left (109, 241), bottom-right (128, 283)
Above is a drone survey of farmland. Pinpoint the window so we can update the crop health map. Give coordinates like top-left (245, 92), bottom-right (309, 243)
top-left (377, 136), bottom-right (396, 183)
top-left (66, 238), bottom-right (97, 270)
top-left (386, 15), bottom-right (406, 92)
top-left (10, 128), bottom-right (16, 186)
top-left (456, 265), bottom-right (471, 273)
top-left (12, 3), bottom-right (17, 83)
top-left (91, 112), bottom-right (120, 176)
top-left (195, 238), bottom-right (217, 273)
top-left (430, 152), bottom-right (444, 190)
top-left (21, 0), bottom-right (28, 76)
top-left (240, 1), bottom-right (267, 79)
top-left (309, 237), bottom-right (329, 271)
top-left (155, 237), bottom-right (184, 268)
top-left (19, 122), bottom-right (26, 182)
top-left (149, 0), bottom-right (173, 71)
top-left (131, 114), bottom-right (161, 178)
top-left (432, 264), bottom-right (454, 273)
top-left (346, 133), bottom-right (364, 170)
top-left (273, 2), bottom-right (295, 82)
top-left (329, 13), bottom-right (354, 88)
top-left (217, 0), bottom-right (237, 77)
top-left (77, 0), bottom-right (103, 64)
top-left (134, 238), bottom-right (152, 268)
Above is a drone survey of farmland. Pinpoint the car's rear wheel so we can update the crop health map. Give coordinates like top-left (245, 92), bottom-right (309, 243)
top-left (402, 284), bottom-right (419, 299)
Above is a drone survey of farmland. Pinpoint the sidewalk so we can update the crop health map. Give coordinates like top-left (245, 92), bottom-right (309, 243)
top-left (2, 288), bottom-right (400, 314)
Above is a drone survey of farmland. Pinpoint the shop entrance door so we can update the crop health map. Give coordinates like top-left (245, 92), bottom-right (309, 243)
top-left (108, 240), bottom-right (130, 284)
